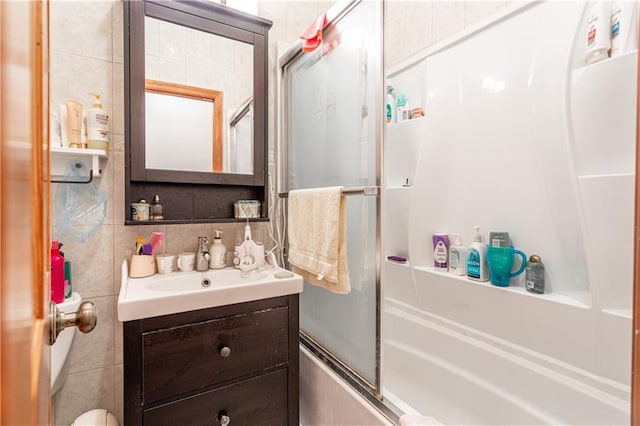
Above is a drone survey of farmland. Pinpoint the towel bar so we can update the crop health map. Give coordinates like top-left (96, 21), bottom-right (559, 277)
top-left (278, 186), bottom-right (379, 198)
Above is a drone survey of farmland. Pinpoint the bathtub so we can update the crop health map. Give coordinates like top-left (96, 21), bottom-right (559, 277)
top-left (381, 261), bottom-right (630, 425)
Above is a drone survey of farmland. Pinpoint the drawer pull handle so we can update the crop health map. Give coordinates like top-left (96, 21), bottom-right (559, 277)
top-left (219, 345), bottom-right (231, 358)
top-left (217, 411), bottom-right (230, 426)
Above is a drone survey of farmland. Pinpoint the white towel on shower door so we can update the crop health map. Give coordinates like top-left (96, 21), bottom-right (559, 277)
top-left (287, 186), bottom-right (351, 294)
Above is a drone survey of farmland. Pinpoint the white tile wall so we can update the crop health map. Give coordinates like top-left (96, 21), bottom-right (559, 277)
top-left (385, 1), bottom-right (510, 69)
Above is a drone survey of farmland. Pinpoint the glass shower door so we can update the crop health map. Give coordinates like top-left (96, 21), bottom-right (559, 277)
top-left (282, 0), bottom-right (381, 387)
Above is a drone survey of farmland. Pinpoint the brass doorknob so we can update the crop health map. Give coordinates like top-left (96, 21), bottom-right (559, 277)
top-left (49, 301), bottom-right (97, 345)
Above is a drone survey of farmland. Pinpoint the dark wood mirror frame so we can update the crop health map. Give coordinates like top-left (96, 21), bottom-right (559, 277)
top-left (124, 0), bottom-right (272, 224)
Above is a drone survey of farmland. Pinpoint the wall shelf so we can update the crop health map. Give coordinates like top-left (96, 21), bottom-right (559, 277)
top-left (50, 146), bottom-right (107, 183)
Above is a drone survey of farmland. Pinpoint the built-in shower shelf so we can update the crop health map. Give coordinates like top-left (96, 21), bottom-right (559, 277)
top-left (413, 266), bottom-right (588, 309)
top-left (385, 115), bottom-right (425, 129)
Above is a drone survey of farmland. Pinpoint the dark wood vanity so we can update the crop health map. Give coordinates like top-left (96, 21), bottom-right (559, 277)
top-left (123, 295), bottom-right (299, 426)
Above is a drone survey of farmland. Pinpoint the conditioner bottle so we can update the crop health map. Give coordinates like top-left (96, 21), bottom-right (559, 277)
top-left (610, 1), bottom-right (638, 57)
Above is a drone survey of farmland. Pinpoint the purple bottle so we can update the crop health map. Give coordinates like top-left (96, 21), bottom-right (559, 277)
top-left (433, 233), bottom-right (449, 269)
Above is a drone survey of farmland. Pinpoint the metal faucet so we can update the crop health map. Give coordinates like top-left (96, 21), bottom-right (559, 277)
top-left (196, 236), bottom-right (210, 271)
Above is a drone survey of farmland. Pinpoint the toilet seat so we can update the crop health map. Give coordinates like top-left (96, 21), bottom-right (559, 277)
top-left (71, 409), bottom-right (118, 426)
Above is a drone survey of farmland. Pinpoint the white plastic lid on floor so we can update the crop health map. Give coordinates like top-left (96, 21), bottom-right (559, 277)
top-left (71, 409), bottom-right (118, 426)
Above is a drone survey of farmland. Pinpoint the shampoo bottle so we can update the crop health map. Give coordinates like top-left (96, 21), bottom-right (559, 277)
top-left (466, 226), bottom-right (488, 282)
top-left (386, 85), bottom-right (396, 125)
top-left (585, 2), bottom-right (611, 65)
top-left (86, 93), bottom-right (110, 151)
top-left (610, 1), bottom-right (638, 57)
top-left (209, 229), bottom-right (227, 269)
top-left (50, 241), bottom-right (65, 303)
top-left (449, 233), bottom-right (466, 276)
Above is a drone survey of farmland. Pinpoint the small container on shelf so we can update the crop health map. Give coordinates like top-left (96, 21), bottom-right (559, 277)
top-left (131, 199), bottom-right (150, 221)
top-left (151, 195), bottom-right (164, 220)
top-left (234, 200), bottom-right (261, 218)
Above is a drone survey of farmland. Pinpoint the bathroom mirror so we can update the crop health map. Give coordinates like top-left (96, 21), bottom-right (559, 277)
top-left (124, 0), bottom-right (272, 222)
top-left (125, 0), bottom-right (270, 186)
top-left (144, 14), bottom-right (254, 175)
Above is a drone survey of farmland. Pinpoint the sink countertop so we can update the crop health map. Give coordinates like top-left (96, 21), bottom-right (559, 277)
top-left (117, 261), bottom-right (303, 322)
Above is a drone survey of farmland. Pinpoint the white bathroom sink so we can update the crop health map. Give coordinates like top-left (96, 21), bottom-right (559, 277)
top-left (117, 261), bottom-right (303, 321)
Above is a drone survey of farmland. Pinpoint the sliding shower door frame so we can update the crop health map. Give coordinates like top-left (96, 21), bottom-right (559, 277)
top-left (276, 0), bottom-right (387, 415)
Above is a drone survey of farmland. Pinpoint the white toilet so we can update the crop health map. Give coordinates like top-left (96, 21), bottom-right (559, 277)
top-left (51, 292), bottom-right (119, 426)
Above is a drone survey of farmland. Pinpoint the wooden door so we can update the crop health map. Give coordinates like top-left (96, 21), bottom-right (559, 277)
top-left (0, 0), bottom-right (50, 424)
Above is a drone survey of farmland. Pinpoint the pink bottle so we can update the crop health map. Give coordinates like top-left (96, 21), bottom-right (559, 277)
top-left (50, 240), bottom-right (65, 303)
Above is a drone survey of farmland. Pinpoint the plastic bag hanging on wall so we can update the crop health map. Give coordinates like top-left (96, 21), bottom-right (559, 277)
top-left (53, 161), bottom-right (108, 243)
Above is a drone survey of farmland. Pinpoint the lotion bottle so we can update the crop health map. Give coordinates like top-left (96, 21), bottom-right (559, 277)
top-left (209, 229), bottom-right (227, 269)
top-left (86, 93), bottom-right (110, 151)
top-left (585, 2), bottom-right (611, 65)
top-left (466, 226), bottom-right (488, 282)
top-left (449, 233), bottom-right (466, 276)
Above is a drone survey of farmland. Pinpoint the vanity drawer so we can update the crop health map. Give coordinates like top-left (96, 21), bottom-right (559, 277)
top-left (143, 368), bottom-right (288, 426)
top-left (142, 306), bottom-right (288, 403)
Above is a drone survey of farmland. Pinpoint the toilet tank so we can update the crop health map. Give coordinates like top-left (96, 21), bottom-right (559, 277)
top-left (51, 292), bottom-right (82, 394)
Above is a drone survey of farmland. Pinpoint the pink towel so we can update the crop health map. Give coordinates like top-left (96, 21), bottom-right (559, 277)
top-left (300, 12), bottom-right (328, 53)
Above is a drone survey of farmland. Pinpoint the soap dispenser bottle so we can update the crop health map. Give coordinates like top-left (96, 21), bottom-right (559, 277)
top-left (86, 93), bottom-right (110, 151)
top-left (466, 226), bottom-right (488, 282)
top-left (209, 229), bottom-right (227, 269)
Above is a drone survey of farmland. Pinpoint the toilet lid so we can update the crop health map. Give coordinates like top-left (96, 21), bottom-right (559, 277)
top-left (71, 409), bottom-right (119, 426)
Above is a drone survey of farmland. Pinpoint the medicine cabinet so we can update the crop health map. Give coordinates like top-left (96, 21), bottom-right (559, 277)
top-left (124, 0), bottom-right (272, 224)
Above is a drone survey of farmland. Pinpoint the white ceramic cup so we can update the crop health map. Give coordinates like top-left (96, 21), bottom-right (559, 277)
top-left (177, 252), bottom-right (196, 272)
top-left (156, 254), bottom-right (176, 274)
